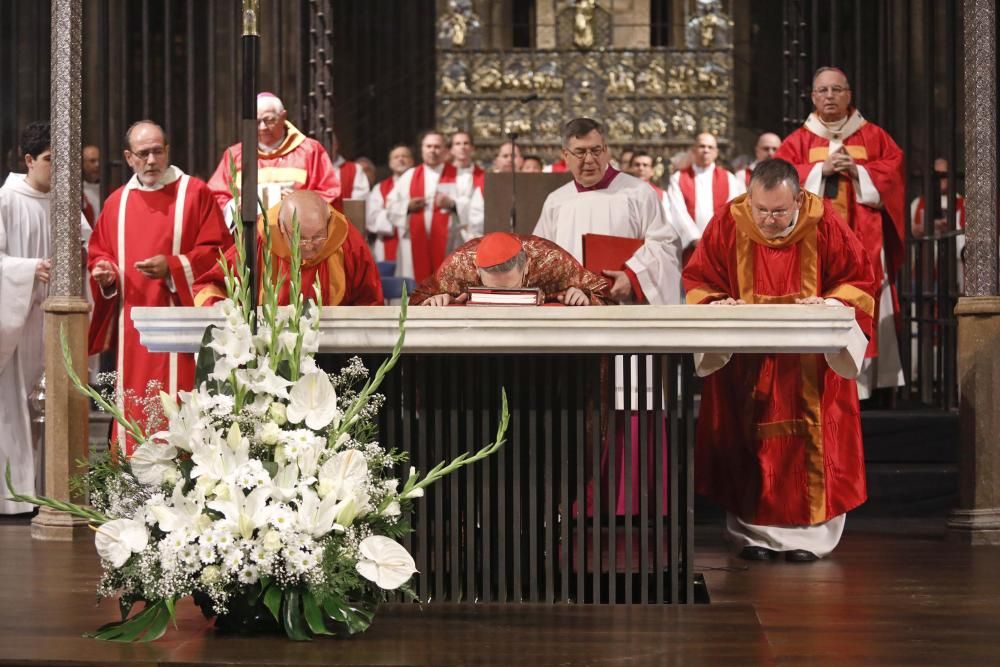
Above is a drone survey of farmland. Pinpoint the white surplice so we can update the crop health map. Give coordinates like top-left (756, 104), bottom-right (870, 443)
top-left (386, 163), bottom-right (447, 280)
top-left (665, 163), bottom-right (745, 250)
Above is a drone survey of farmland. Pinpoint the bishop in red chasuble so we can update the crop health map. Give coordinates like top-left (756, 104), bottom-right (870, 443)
top-left (684, 158), bottom-right (876, 560)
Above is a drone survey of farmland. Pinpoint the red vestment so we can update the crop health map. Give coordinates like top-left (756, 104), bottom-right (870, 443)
top-left (775, 116), bottom-right (905, 358)
top-left (87, 170), bottom-right (232, 455)
top-left (207, 121), bottom-right (342, 211)
top-left (683, 192), bottom-right (876, 525)
top-left (194, 202), bottom-right (383, 307)
top-left (408, 234), bottom-right (611, 305)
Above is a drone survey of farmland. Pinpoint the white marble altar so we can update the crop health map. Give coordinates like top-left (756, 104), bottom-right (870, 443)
top-left (131, 304), bottom-right (856, 355)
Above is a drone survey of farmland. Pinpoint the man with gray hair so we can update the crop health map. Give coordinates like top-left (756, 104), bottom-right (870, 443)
top-left (684, 157), bottom-right (876, 562)
top-left (533, 117), bottom-right (682, 305)
top-left (207, 91), bottom-right (341, 220)
top-left (775, 66), bottom-right (906, 399)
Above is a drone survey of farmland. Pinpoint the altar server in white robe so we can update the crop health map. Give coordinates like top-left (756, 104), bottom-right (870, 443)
top-left (533, 117), bottom-right (682, 306)
top-left (0, 122), bottom-right (89, 513)
top-left (666, 132), bottom-right (745, 256)
top-left (447, 130), bottom-right (486, 251)
top-left (366, 144), bottom-right (414, 262)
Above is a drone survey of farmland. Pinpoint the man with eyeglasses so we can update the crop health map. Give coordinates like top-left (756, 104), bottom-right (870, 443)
top-left (207, 92), bottom-right (341, 227)
top-left (666, 132), bottom-right (745, 260)
top-left (775, 66), bottom-right (906, 400)
top-left (684, 158), bottom-right (876, 562)
top-left (534, 117), bottom-right (682, 305)
top-left (88, 120), bottom-right (233, 456)
top-left (194, 189), bottom-right (382, 308)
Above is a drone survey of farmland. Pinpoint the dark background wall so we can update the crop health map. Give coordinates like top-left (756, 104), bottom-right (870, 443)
top-left (0, 0), bottom-right (971, 193)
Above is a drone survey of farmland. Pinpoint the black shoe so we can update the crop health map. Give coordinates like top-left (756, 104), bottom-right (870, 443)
top-left (784, 549), bottom-right (819, 562)
top-left (739, 546), bottom-right (778, 561)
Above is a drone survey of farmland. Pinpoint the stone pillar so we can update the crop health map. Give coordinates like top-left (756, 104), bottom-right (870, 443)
top-left (32, 0), bottom-right (90, 541)
top-left (947, 0), bottom-right (1000, 545)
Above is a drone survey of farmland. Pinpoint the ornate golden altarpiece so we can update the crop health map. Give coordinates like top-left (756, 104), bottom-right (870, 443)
top-left (435, 0), bottom-right (735, 166)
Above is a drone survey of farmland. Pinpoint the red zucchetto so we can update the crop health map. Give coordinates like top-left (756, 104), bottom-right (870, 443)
top-left (475, 232), bottom-right (522, 268)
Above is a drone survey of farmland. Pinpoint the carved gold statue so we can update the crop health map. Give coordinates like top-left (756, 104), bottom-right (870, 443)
top-left (574, 0), bottom-right (597, 50)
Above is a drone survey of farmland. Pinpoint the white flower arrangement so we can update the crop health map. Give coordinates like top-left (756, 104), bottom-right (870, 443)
top-left (6, 191), bottom-right (508, 641)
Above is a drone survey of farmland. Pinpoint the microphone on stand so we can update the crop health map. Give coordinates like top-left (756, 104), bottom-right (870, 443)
top-left (508, 92), bottom-right (538, 233)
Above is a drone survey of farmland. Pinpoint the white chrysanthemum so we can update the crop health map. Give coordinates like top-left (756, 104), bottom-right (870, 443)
top-left (237, 564), bottom-right (260, 585)
top-left (198, 544), bottom-right (217, 564)
top-left (356, 536), bottom-right (417, 590)
top-left (94, 518), bottom-right (149, 568)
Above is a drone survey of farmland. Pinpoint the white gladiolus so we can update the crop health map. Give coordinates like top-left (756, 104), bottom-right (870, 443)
top-left (130, 441), bottom-right (179, 487)
top-left (94, 519), bottom-right (149, 568)
top-left (356, 536), bottom-right (417, 590)
top-left (286, 371), bottom-right (341, 431)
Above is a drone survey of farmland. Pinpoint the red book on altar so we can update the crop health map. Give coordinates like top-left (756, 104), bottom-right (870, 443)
top-left (582, 233), bottom-right (644, 274)
top-left (467, 287), bottom-right (543, 306)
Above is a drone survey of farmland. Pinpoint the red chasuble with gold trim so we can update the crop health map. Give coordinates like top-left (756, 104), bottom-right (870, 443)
top-left (87, 172), bottom-right (233, 456)
top-left (683, 192), bottom-right (876, 525)
top-left (775, 119), bottom-right (904, 357)
top-left (206, 121), bottom-right (342, 211)
top-left (194, 203), bottom-right (384, 308)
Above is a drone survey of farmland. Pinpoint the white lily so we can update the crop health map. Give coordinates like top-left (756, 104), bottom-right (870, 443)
top-left (356, 536), bottom-right (417, 590)
top-left (190, 427), bottom-right (249, 486)
top-left (271, 462), bottom-right (302, 503)
top-left (286, 371), bottom-right (341, 431)
top-left (294, 488), bottom-right (347, 538)
top-left (317, 449), bottom-right (369, 502)
top-left (94, 518), bottom-right (150, 568)
top-left (208, 484), bottom-right (272, 541)
top-left (129, 440), bottom-right (178, 487)
top-left (149, 483), bottom-right (205, 534)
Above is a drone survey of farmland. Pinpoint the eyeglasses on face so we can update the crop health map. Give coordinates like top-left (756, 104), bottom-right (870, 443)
top-left (813, 86), bottom-right (850, 96)
top-left (128, 147), bottom-right (166, 160)
top-left (751, 205), bottom-right (794, 221)
top-left (564, 145), bottom-right (606, 160)
top-left (257, 116), bottom-right (282, 127)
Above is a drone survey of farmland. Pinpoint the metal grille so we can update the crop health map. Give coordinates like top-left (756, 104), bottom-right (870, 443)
top-left (328, 353), bottom-right (698, 604)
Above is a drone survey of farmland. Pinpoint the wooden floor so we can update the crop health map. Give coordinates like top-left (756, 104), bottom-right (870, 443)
top-left (0, 517), bottom-right (997, 666)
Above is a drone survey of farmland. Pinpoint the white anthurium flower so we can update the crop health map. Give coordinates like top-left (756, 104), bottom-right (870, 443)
top-left (129, 440), bottom-right (179, 487)
top-left (294, 488), bottom-right (347, 538)
top-left (208, 484), bottom-right (273, 541)
top-left (356, 536), bottom-right (417, 590)
top-left (286, 371), bottom-right (341, 431)
top-left (94, 518), bottom-right (150, 568)
top-left (317, 449), bottom-right (369, 502)
top-left (150, 483), bottom-right (206, 534)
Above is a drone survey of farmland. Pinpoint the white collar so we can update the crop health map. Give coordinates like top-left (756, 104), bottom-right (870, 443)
top-left (692, 162), bottom-right (715, 176)
top-left (127, 165), bottom-right (184, 192)
top-left (773, 210), bottom-right (800, 239)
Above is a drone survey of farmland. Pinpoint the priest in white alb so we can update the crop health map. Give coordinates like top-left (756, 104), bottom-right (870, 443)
top-left (385, 130), bottom-right (458, 282)
top-left (533, 117), bottom-right (682, 305)
top-left (0, 122), bottom-right (89, 513)
top-left (366, 144), bottom-right (414, 262)
top-left (330, 131), bottom-right (371, 202)
top-left (446, 130), bottom-right (486, 252)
